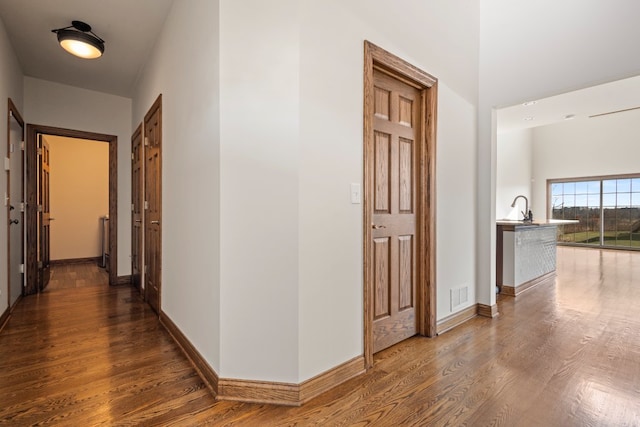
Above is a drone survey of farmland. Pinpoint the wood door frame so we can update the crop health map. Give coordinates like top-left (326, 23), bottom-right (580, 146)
top-left (363, 41), bottom-right (438, 368)
top-left (25, 124), bottom-right (118, 293)
top-left (6, 99), bottom-right (25, 307)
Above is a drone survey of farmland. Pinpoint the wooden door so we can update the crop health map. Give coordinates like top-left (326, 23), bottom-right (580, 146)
top-left (38, 136), bottom-right (51, 290)
top-left (144, 96), bottom-right (162, 314)
top-left (370, 69), bottom-right (421, 353)
top-left (131, 124), bottom-right (143, 292)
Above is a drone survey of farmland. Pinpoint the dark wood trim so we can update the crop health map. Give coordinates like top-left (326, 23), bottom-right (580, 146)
top-left (363, 40), bottom-right (438, 369)
top-left (160, 311), bottom-right (219, 397)
top-left (116, 275), bottom-right (132, 285)
top-left (50, 257), bottom-right (100, 265)
top-left (478, 303), bottom-right (499, 318)
top-left (436, 305), bottom-right (478, 335)
top-left (25, 125), bottom-right (118, 294)
top-left (501, 271), bottom-right (556, 297)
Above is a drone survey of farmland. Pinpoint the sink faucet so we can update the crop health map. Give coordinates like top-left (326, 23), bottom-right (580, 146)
top-left (511, 195), bottom-right (531, 221)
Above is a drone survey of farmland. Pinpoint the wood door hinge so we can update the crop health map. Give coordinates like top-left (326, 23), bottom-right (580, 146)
top-left (20, 141), bottom-right (25, 151)
top-left (37, 148), bottom-right (42, 156)
top-left (19, 264), bottom-right (24, 274)
top-left (131, 152), bottom-right (135, 160)
top-left (37, 205), bottom-right (43, 212)
top-left (144, 200), bottom-right (149, 210)
top-left (20, 202), bottom-right (25, 212)
top-left (144, 137), bottom-right (150, 147)
top-left (38, 261), bottom-right (43, 269)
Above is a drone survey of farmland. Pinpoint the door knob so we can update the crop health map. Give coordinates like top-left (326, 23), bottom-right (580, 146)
top-left (150, 220), bottom-right (160, 225)
top-left (9, 219), bottom-right (19, 225)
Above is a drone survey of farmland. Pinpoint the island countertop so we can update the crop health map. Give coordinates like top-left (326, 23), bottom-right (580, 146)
top-left (496, 219), bottom-right (579, 228)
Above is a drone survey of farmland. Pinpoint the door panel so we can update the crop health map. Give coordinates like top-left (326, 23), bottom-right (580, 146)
top-left (144, 96), bottom-right (162, 314)
top-left (371, 69), bottom-right (420, 353)
top-left (131, 124), bottom-right (143, 292)
top-left (38, 136), bottom-right (51, 291)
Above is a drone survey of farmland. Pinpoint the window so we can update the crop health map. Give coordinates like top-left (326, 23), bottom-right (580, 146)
top-left (549, 175), bottom-right (640, 249)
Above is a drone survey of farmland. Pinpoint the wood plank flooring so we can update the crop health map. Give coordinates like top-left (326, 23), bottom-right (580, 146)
top-left (1, 248), bottom-right (640, 426)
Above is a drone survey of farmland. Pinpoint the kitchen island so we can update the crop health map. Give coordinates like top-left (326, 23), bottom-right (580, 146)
top-left (496, 219), bottom-right (577, 296)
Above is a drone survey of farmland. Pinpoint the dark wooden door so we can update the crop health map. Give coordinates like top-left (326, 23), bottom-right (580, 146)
top-left (131, 124), bottom-right (143, 292)
top-left (144, 96), bottom-right (162, 314)
top-left (371, 69), bottom-right (420, 353)
top-left (38, 136), bottom-right (51, 291)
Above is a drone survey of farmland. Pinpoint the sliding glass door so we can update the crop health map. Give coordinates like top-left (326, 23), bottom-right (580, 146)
top-left (550, 176), bottom-right (640, 249)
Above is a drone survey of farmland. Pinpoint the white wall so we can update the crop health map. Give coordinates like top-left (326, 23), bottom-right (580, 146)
top-left (496, 129), bottom-right (532, 220)
top-left (23, 77), bottom-right (131, 276)
top-left (0, 16), bottom-right (24, 315)
top-left (532, 110), bottom-right (640, 216)
top-left (479, 0), bottom-right (640, 308)
top-left (219, 0), bottom-right (300, 382)
top-left (297, 0), bottom-right (479, 381)
top-left (47, 136), bottom-right (109, 261)
top-left (132, 0), bottom-right (221, 373)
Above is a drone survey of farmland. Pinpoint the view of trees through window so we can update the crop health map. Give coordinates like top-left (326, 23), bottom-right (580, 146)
top-left (550, 176), bottom-right (640, 249)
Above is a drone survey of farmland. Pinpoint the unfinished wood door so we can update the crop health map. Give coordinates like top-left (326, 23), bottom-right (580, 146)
top-left (38, 136), bottom-right (51, 291)
top-left (370, 69), bottom-right (421, 353)
top-left (131, 124), bottom-right (143, 292)
top-left (144, 96), bottom-right (162, 314)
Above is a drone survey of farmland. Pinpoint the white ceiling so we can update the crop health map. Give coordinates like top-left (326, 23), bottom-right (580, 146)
top-left (0, 0), bottom-right (174, 98)
top-left (498, 74), bottom-right (640, 133)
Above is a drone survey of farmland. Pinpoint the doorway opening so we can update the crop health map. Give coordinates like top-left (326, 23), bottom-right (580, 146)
top-left (25, 125), bottom-right (117, 293)
top-left (363, 41), bottom-right (438, 368)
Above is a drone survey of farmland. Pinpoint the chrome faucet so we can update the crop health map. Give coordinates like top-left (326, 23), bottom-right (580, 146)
top-left (511, 195), bottom-right (531, 221)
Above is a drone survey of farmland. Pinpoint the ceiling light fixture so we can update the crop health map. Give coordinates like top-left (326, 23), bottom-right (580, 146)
top-left (51, 20), bottom-right (105, 59)
top-left (522, 101), bottom-right (537, 107)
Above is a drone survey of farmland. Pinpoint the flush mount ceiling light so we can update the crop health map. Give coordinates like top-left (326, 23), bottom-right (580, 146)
top-left (51, 20), bottom-right (105, 59)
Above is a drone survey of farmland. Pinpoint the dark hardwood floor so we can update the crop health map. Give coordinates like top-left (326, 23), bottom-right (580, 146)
top-left (1, 248), bottom-right (639, 426)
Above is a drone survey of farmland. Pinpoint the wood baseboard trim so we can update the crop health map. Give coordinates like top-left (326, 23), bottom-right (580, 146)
top-left (217, 378), bottom-right (299, 406)
top-left (160, 312), bottom-right (219, 397)
top-left (299, 356), bottom-right (365, 404)
top-left (218, 356), bottom-right (365, 406)
top-left (0, 306), bottom-right (10, 333)
top-left (50, 257), bottom-right (101, 265)
top-left (478, 303), bottom-right (499, 318)
top-left (160, 313), bottom-right (365, 406)
top-left (116, 275), bottom-right (132, 285)
top-left (501, 271), bottom-right (556, 297)
top-left (436, 305), bottom-right (478, 335)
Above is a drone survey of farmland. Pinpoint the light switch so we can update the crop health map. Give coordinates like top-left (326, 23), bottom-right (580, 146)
top-left (351, 183), bottom-right (361, 204)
